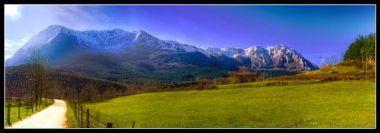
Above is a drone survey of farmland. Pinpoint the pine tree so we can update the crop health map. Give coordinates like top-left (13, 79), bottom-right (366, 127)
top-left (344, 33), bottom-right (376, 61)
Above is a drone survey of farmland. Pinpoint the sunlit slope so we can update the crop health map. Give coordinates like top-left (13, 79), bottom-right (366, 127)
top-left (84, 81), bottom-right (375, 128)
top-left (301, 65), bottom-right (363, 75)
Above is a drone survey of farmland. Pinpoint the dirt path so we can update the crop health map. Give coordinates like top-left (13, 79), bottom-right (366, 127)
top-left (7, 99), bottom-right (67, 128)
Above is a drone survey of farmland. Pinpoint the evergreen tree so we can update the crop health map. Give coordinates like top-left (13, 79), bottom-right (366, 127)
top-left (343, 33), bottom-right (376, 61)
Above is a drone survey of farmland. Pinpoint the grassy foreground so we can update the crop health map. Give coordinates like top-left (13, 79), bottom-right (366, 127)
top-left (65, 100), bottom-right (79, 128)
top-left (83, 80), bottom-right (375, 128)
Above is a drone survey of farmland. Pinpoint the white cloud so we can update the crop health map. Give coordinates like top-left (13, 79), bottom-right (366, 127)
top-left (5, 5), bottom-right (22, 21)
top-left (5, 37), bottom-right (29, 60)
top-left (53, 6), bottom-right (114, 30)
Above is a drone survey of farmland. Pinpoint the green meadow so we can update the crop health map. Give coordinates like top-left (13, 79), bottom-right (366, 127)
top-left (82, 80), bottom-right (375, 128)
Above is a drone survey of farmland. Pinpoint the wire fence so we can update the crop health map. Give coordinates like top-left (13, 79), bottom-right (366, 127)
top-left (68, 101), bottom-right (135, 128)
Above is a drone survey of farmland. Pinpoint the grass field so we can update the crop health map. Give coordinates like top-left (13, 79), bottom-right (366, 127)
top-left (4, 98), bottom-right (54, 126)
top-left (301, 65), bottom-right (363, 75)
top-left (82, 80), bottom-right (375, 128)
top-left (65, 100), bottom-right (79, 128)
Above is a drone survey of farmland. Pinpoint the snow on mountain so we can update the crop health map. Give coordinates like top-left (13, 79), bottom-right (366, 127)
top-left (160, 40), bottom-right (205, 53)
top-left (75, 29), bottom-right (134, 49)
top-left (205, 47), bottom-right (244, 58)
top-left (16, 25), bottom-right (66, 54)
top-left (221, 48), bottom-right (245, 58)
top-left (205, 44), bottom-right (318, 71)
top-left (244, 45), bottom-right (272, 69)
top-left (266, 45), bottom-right (319, 71)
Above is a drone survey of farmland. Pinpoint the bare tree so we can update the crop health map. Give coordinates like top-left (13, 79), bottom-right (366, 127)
top-left (45, 80), bottom-right (62, 99)
top-left (28, 50), bottom-right (47, 110)
top-left (80, 83), bottom-right (98, 102)
top-left (322, 55), bottom-right (342, 67)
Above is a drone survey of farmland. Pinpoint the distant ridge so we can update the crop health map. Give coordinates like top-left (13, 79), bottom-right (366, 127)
top-left (6, 25), bottom-right (319, 83)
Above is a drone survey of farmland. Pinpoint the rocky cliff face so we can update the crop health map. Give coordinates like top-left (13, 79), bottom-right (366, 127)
top-left (205, 45), bottom-right (318, 71)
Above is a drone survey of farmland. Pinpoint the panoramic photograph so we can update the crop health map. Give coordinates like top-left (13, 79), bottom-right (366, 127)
top-left (4, 4), bottom-right (376, 128)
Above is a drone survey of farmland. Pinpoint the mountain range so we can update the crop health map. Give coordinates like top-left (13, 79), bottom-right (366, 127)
top-left (6, 25), bottom-right (318, 84)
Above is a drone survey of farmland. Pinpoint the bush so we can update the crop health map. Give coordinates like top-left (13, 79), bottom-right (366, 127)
top-left (265, 81), bottom-right (288, 86)
top-left (228, 66), bottom-right (258, 83)
top-left (194, 79), bottom-right (217, 90)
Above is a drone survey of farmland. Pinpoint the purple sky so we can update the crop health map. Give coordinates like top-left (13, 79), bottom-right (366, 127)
top-left (5, 5), bottom-right (376, 66)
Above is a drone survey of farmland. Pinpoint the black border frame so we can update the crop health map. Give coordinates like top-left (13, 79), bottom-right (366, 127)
top-left (1, 0), bottom-right (378, 133)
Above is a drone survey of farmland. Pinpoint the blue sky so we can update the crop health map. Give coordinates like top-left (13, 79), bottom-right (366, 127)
top-left (4, 5), bottom-right (376, 66)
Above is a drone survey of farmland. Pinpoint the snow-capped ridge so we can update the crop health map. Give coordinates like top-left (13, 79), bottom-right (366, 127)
top-left (46, 24), bottom-right (68, 30)
top-left (204, 44), bottom-right (318, 71)
top-left (7, 24), bottom-right (319, 71)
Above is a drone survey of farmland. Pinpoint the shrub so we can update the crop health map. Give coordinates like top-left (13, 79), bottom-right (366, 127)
top-left (228, 66), bottom-right (258, 83)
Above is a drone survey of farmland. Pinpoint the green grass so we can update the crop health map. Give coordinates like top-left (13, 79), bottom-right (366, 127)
top-left (4, 98), bottom-right (54, 127)
top-left (65, 101), bottom-right (79, 128)
top-left (83, 80), bottom-right (375, 128)
top-left (301, 65), bottom-right (362, 75)
top-left (217, 80), bottom-right (315, 90)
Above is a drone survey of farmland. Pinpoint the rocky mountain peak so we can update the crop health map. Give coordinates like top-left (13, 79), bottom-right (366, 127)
top-left (7, 25), bottom-right (319, 72)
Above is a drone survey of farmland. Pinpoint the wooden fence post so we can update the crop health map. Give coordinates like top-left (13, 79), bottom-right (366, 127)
top-left (80, 105), bottom-right (83, 128)
top-left (18, 97), bottom-right (21, 119)
top-left (76, 100), bottom-right (79, 118)
top-left (77, 103), bottom-right (80, 127)
top-left (76, 102), bottom-right (79, 121)
top-left (86, 109), bottom-right (90, 128)
top-left (106, 122), bottom-right (112, 128)
top-left (7, 101), bottom-right (12, 126)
